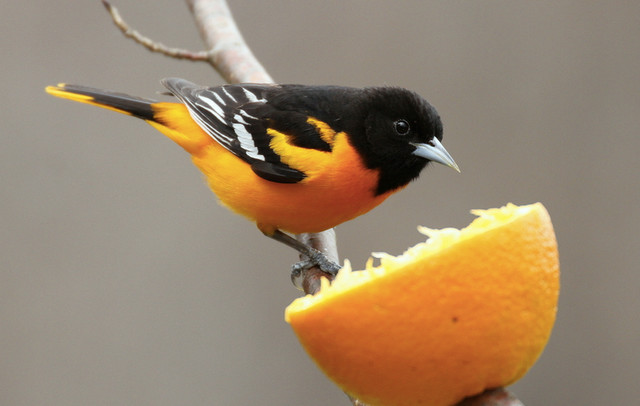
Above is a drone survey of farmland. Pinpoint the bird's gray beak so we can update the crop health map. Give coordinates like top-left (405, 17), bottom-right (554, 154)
top-left (411, 138), bottom-right (460, 172)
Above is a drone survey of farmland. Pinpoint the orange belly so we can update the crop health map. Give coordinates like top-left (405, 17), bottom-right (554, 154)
top-left (192, 133), bottom-right (393, 234)
top-left (150, 103), bottom-right (395, 234)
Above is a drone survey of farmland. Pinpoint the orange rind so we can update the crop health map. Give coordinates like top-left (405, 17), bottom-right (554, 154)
top-left (286, 203), bottom-right (559, 406)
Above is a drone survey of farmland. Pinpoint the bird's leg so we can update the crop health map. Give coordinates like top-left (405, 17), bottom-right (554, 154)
top-left (265, 229), bottom-right (342, 279)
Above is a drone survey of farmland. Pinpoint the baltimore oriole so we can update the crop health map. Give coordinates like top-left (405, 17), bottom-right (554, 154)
top-left (46, 78), bottom-right (459, 274)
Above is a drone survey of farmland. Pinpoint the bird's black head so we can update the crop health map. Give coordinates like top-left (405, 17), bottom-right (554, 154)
top-left (349, 87), bottom-right (458, 195)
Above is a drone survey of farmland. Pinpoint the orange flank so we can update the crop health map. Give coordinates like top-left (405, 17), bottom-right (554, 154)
top-left (193, 127), bottom-right (392, 235)
top-left (151, 103), bottom-right (393, 234)
top-left (285, 203), bottom-right (560, 406)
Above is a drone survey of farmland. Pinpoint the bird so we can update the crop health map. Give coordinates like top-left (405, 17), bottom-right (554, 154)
top-left (46, 78), bottom-right (459, 275)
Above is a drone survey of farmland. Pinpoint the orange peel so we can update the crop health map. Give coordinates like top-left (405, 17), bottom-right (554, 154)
top-left (285, 203), bottom-right (559, 406)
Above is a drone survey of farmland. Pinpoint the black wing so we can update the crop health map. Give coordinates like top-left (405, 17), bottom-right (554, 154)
top-left (161, 78), bottom-right (306, 183)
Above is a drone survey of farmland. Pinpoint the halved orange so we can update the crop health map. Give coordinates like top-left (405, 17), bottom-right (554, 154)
top-left (285, 203), bottom-right (559, 406)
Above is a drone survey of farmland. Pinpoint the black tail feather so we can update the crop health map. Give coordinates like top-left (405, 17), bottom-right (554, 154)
top-left (46, 84), bottom-right (157, 121)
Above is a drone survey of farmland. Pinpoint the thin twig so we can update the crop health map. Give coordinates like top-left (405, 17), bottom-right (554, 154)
top-left (102, 0), bottom-right (212, 61)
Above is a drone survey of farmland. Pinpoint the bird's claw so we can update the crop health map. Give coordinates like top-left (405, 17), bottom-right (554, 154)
top-left (290, 251), bottom-right (341, 285)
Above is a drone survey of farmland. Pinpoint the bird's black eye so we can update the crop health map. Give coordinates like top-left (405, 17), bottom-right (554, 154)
top-left (394, 119), bottom-right (410, 136)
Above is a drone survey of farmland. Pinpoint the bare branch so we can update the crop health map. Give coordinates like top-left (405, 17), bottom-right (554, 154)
top-left (458, 388), bottom-right (525, 406)
top-left (347, 388), bottom-right (524, 406)
top-left (185, 0), bottom-right (273, 84)
top-left (102, 0), bottom-right (212, 61)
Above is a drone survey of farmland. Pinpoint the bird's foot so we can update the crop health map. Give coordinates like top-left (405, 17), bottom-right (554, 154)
top-left (290, 251), bottom-right (341, 284)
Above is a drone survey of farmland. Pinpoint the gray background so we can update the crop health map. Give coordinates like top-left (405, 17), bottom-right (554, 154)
top-left (3, 1), bottom-right (639, 405)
